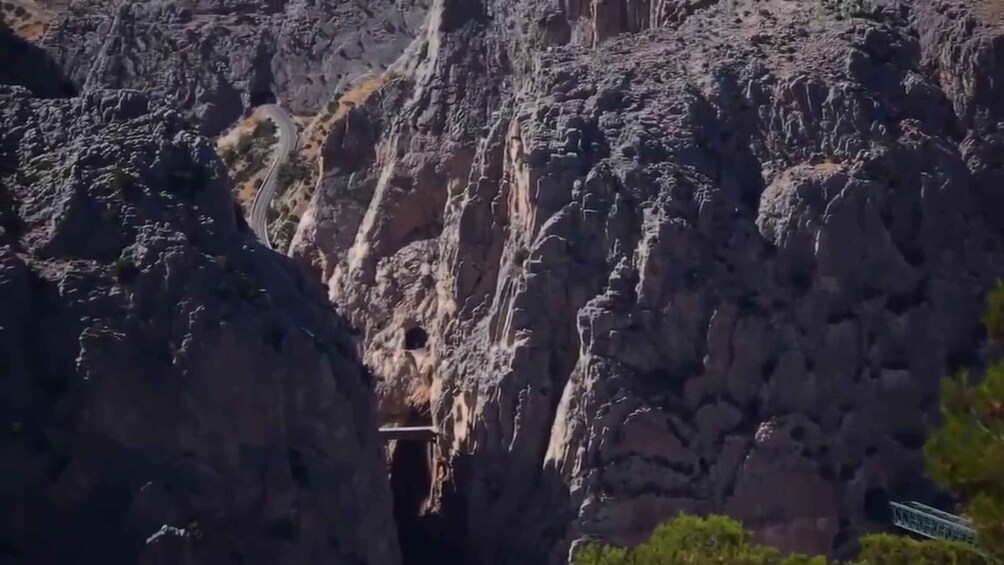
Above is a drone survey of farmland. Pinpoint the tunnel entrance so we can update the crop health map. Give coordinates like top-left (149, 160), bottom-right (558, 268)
top-left (863, 487), bottom-right (891, 523)
top-left (249, 89), bottom-right (276, 107)
top-left (388, 410), bottom-right (461, 565)
top-left (404, 327), bottom-right (428, 351)
top-left (390, 429), bottom-right (433, 563)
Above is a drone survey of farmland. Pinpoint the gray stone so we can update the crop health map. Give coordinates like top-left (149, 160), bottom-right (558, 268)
top-left (290, 0), bottom-right (1004, 561)
top-left (42, 0), bottom-right (429, 135)
top-left (0, 86), bottom-right (400, 565)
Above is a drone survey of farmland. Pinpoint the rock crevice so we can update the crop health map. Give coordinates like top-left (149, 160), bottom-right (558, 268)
top-left (292, 0), bottom-right (1004, 562)
top-left (0, 84), bottom-right (400, 565)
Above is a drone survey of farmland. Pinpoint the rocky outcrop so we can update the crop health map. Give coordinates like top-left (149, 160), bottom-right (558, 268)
top-left (0, 85), bottom-right (400, 565)
top-left (290, 0), bottom-right (1004, 562)
top-left (41, 0), bottom-right (429, 135)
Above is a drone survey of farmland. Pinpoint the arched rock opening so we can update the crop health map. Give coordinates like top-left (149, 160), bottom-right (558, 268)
top-left (249, 89), bottom-right (276, 107)
top-left (404, 327), bottom-right (428, 351)
top-left (863, 487), bottom-right (891, 523)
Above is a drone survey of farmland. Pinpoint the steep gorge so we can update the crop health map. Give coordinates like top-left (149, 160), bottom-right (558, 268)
top-left (41, 0), bottom-right (430, 135)
top-left (0, 28), bottom-right (400, 564)
top-left (291, 0), bottom-right (1004, 562)
top-left (4, 0), bottom-right (1004, 563)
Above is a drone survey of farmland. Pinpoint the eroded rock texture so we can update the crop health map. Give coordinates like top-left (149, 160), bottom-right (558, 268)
top-left (290, 0), bottom-right (1004, 562)
top-left (41, 0), bottom-right (429, 135)
top-left (0, 85), bottom-right (399, 565)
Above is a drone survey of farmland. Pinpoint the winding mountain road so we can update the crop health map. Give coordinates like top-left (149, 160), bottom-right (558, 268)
top-left (249, 104), bottom-right (298, 249)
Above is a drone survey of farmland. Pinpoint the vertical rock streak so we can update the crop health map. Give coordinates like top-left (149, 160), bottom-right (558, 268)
top-left (289, 0), bottom-right (1004, 562)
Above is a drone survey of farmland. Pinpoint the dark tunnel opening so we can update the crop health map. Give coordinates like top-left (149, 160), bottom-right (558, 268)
top-left (404, 326), bottom-right (428, 350)
top-left (249, 90), bottom-right (276, 107)
top-left (863, 487), bottom-right (891, 523)
top-left (389, 410), bottom-right (462, 565)
top-left (391, 434), bottom-right (433, 563)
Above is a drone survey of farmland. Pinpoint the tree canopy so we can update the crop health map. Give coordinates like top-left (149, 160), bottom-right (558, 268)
top-left (572, 515), bottom-right (986, 565)
top-left (925, 280), bottom-right (1004, 560)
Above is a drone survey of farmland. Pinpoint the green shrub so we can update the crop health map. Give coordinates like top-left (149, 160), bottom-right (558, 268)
top-left (574, 544), bottom-right (627, 565)
top-left (253, 119), bottom-right (277, 138)
top-left (573, 515), bottom-right (824, 565)
top-left (982, 280), bottom-right (1004, 342)
top-left (233, 167), bottom-right (252, 185)
top-left (276, 157), bottom-right (311, 192)
top-left (854, 534), bottom-right (987, 565)
top-left (573, 515), bottom-right (987, 565)
top-left (109, 167), bottom-right (132, 191)
top-left (925, 280), bottom-right (1004, 560)
top-left (235, 133), bottom-right (254, 156)
top-left (220, 147), bottom-right (237, 167)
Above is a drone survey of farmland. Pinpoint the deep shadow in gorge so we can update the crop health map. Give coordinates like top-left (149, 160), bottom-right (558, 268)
top-left (390, 411), bottom-right (463, 565)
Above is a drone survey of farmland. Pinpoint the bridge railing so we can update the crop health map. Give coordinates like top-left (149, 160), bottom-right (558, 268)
top-left (378, 426), bottom-right (438, 442)
top-left (889, 501), bottom-right (978, 546)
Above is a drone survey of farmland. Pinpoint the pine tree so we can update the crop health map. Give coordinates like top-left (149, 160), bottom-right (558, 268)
top-left (925, 281), bottom-right (1004, 560)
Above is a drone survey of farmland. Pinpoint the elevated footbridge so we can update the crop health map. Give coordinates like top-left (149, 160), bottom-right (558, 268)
top-left (378, 426), bottom-right (438, 442)
top-left (889, 501), bottom-right (978, 546)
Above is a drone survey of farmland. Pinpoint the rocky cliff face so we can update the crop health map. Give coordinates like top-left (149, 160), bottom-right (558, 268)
top-left (41, 0), bottom-right (428, 135)
top-left (0, 82), bottom-right (400, 564)
top-left (290, 0), bottom-right (1004, 562)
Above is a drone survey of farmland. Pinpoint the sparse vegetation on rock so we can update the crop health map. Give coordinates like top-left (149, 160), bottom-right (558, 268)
top-left (574, 515), bottom-right (986, 565)
top-left (0, 0), bottom-right (51, 40)
top-left (276, 154), bottom-right (311, 192)
top-left (5, 0), bottom-right (1004, 564)
top-left (926, 281), bottom-right (1004, 561)
top-left (0, 86), bottom-right (400, 565)
top-left (288, 0), bottom-right (1004, 561)
top-left (216, 115), bottom-right (281, 208)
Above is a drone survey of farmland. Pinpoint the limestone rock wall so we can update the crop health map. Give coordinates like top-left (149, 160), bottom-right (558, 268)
top-left (0, 84), bottom-right (400, 565)
top-left (41, 0), bottom-right (429, 135)
top-left (291, 0), bottom-right (1004, 562)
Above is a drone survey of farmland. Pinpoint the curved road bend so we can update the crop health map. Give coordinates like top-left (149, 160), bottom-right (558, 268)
top-left (249, 104), bottom-right (298, 249)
